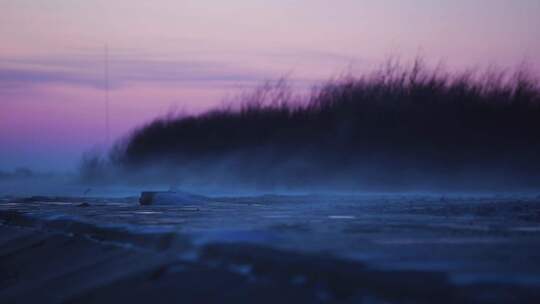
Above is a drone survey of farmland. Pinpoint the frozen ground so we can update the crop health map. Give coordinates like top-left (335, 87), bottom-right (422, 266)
top-left (1, 192), bottom-right (540, 303)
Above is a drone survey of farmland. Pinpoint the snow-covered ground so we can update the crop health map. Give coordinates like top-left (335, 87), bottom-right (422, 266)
top-left (1, 193), bottom-right (540, 303)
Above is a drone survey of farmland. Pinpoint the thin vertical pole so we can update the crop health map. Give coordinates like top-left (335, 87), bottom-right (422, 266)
top-left (104, 44), bottom-right (110, 146)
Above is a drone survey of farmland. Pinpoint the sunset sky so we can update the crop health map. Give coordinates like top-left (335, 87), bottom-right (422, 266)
top-left (1, 0), bottom-right (539, 171)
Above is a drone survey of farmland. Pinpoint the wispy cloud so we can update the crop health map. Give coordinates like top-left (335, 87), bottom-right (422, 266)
top-left (0, 53), bottom-right (272, 92)
top-left (0, 67), bottom-right (106, 90)
top-left (0, 48), bottom-right (360, 93)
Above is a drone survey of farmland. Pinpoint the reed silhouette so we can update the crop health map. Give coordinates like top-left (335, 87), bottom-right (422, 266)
top-left (82, 59), bottom-right (540, 191)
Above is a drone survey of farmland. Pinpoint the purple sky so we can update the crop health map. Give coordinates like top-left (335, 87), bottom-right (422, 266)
top-left (1, 0), bottom-right (540, 171)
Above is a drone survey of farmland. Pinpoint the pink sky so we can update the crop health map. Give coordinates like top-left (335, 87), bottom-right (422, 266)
top-left (1, 0), bottom-right (540, 171)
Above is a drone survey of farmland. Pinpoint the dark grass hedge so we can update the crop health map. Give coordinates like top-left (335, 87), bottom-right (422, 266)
top-left (82, 60), bottom-right (540, 190)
